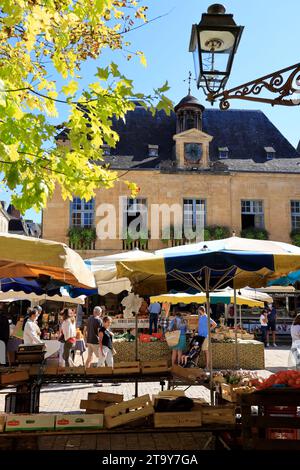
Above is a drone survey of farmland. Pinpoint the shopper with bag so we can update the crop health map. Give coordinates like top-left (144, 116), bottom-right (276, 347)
top-left (61, 308), bottom-right (76, 367)
top-left (167, 311), bottom-right (187, 366)
top-left (197, 306), bottom-right (217, 370)
top-left (98, 316), bottom-right (115, 367)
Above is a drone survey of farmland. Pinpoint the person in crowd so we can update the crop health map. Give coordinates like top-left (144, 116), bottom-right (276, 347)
top-left (291, 314), bottom-right (300, 340)
top-left (260, 308), bottom-right (269, 347)
top-left (23, 308), bottom-right (44, 345)
top-left (98, 316), bottom-right (114, 367)
top-left (158, 306), bottom-right (169, 337)
top-left (290, 314), bottom-right (300, 369)
top-left (148, 301), bottom-right (161, 334)
top-left (7, 313), bottom-right (24, 365)
top-left (61, 308), bottom-right (76, 367)
top-left (0, 311), bottom-right (10, 347)
top-left (197, 306), bottom-right (217, 370)
top-left (22, 306), bottom-right (32, 333)
top-left (168, 311), bottom-right (187, 366)
top-left (266, 303), bottom-right (277, 347)
top-left (85, 306), bottom-right (103, 368)
top-left (227, 304), bottom-right (235, 327)
top-left (0, 310), bottom-right (10, 365)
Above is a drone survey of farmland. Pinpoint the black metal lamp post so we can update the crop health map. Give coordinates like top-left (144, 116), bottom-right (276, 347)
top-left (189, 4), bottom-right (244, 96)
top-left (190, 4), bottom-right (300, 109)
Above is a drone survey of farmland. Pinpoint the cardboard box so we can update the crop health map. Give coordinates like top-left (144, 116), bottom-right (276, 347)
top-left (0, 370), bottom-right (29, 385)
top-left (55, 414), bottom-right (103, 430)
top-left (5, 414), bottom-right (55, 432)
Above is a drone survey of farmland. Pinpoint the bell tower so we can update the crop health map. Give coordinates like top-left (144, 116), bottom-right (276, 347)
top-left (174, 94), bottom-right (205, 133)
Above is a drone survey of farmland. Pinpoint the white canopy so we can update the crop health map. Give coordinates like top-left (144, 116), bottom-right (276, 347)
top-left (219, 286), bottom-right (273, 303)
top-left (86, 249), bottom-right (155, 295)
top-left (0, 290), bottom-right (85, 305)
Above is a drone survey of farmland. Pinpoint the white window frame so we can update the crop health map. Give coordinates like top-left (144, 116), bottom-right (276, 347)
top-left (241, 200), bottom-right (264, 229)
top-left (183, 199), bottom-right (206, 233)
top-left (70, 197), bottom-right (95, 227)
top-left (291, 200), bottom-right (300, 230)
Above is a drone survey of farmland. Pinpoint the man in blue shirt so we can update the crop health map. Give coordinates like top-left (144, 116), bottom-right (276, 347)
top-left (198, 306), bottom-right (217, 369)
top-left (148, 302), bottom-right (161, 334)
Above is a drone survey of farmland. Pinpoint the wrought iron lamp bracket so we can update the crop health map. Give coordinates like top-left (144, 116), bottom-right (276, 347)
top-left (207, 63), bottom-right (300, 109)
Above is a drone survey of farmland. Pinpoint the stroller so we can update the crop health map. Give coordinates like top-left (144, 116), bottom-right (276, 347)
top-left (181, 334), bottom-right (205, 368)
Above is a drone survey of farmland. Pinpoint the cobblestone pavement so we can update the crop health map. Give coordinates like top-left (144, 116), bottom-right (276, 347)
top-left (0, 346), bottom-right (291, 413)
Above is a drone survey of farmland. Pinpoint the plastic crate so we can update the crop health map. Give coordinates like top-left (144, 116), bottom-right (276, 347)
top-left (5, 388), bottom-right (40, 413)
top-left (265, 406), bottom-right (298, 417)
top-left (267, 428), bottom-right (298, 440)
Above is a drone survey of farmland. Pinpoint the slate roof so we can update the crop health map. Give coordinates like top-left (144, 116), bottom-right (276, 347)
top-left (57, 101), bottom-right (300, 173)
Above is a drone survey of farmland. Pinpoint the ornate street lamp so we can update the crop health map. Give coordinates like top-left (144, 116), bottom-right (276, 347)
top-left (190, 4), bottom-right (300, 109)
top-left (189, 4), bottom-right (244, 96)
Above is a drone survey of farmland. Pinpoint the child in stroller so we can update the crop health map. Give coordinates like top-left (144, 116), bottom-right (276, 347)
top-left (180, 334), bottom-right (205, 368)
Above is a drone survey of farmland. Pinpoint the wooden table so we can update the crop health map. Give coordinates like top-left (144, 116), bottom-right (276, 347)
top-left (0, 424), bottom-right (238, 450)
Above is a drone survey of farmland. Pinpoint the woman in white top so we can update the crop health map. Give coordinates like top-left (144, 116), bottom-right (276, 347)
top-left (291, 314), bottom-right (300, 341)
top-left (61, 308), bottom-right (76, 367)
top-left (289, 314), bottom-right (300, 369)
top-left (259, 309), bottom-right (268, 347)
top-left (23, 309), bottom-right (43, 346)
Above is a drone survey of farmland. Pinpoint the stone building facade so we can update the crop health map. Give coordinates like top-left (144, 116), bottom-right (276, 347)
top-left (42, 96), bottom-right (300, 257)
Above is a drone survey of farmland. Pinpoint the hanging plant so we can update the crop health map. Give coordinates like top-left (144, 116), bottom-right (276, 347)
top-left (240, 227), bottom-right (269, 240)
top-left (290, 230), bottom-right (300, 247)
top-left (67, 226), bottom-right (96, 250)
top-left (204, 226), bottom-right (231, 241)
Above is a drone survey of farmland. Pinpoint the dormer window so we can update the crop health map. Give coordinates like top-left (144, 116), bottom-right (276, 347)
top-left (102, 144), bottom-right (110, 156)
top-left (264, 147), bottom-right (275, 160)
top-left (148, 144), bottom-right (159, 157)
top-left (218, 147), bottom-right (229, 159)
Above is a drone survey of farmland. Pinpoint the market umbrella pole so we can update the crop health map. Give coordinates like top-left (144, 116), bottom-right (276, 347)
top-left (205, 267), bottom-right (214, 406)
top-left (134, 311), bottom-right (139, 398)
top-left (234, 288), bottom-right (239, 369)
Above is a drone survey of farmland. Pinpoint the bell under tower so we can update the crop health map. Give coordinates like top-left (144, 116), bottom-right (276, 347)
top-left (174, 94), bottom-right (205, 134)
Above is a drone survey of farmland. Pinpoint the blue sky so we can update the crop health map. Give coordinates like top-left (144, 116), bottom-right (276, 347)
top-left (1, 0), bottom-right (299, 222)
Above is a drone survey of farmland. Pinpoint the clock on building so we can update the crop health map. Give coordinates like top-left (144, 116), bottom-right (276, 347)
top-left (184, 143), bottom-right (202, 163)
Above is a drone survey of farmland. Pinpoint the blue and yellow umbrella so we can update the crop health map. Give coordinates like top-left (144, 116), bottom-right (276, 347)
top-left (116, 237), bottom-right (300, 296)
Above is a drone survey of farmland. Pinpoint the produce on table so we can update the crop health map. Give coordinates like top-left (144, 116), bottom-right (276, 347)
top-left (255, 370), bottom-right (300, 390)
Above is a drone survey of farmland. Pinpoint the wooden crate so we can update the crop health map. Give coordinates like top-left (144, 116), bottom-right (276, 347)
top-left (104, 394), bottom-right (154, 429)
top-left (141, 360), bottom-right (169, 375)
top-left (221, 383), bottom-right (255, 402)
top-left (0, 414), bottom-right (6, 432)
top-left (113, 361), bottom-right (140, 375)
top-left (57, 366), bottom-right (85, 375)
top-left (80, 400), bottom-right (110, 413)
top-left (171, 364), bottom-right (204, 382)
top-left (202, 405), bottom-right (236, 425)
top-left (158, 390), bottom-right (186, 397)
top-left (43, 365), bottom-right (58, 375)
top-left (221, 383), bottom-right (239, 402)
top-left (87, 391), bottom-right (123, 403)
top-left (154, 411), bottom-right (202, 428)
top-left (0, 370), bottom-right (29, 385)
top-left (29, 365), bottom-right (43, 376)
top-left (85, 367), bottom-right (113, 376)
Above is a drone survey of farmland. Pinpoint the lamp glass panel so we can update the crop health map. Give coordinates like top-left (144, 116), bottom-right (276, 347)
top-left (199, 30), bottom-right (235, 52)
